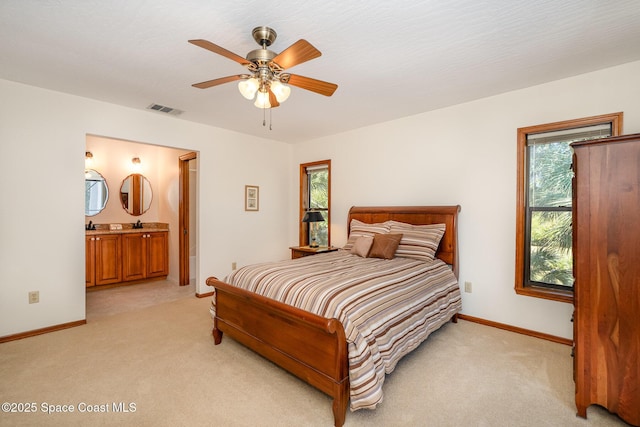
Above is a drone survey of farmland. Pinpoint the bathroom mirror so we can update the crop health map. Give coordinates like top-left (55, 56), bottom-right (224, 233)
top-left (85, 169), bottom-right (109, 216)
top-left (120, 173), bottom-right (153, 216)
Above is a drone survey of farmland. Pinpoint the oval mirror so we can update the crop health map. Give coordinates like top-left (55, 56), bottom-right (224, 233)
top-left (85, 169), bottom-right (109, 216)
top-left (120, 173), bottom-right (153, 216)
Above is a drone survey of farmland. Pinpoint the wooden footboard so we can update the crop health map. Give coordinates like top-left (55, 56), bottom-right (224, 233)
top-left (206, 276), bottom-right (350, 427)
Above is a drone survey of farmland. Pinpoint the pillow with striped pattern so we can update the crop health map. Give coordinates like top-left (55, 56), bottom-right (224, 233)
top-left (343, 219), bottom-right (390, 251)
top-left (386, 221), bottom-right (445, 262)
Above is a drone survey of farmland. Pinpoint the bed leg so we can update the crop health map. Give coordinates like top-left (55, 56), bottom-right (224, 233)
top-left (331, 382), bottom-right (349, 427)
top-left (212, 327), bottom-right (223, 344)
top-left (451, 313), bottom-right (458, 323)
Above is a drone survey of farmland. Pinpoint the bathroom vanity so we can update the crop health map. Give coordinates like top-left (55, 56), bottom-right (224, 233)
top-left (85, 223), bottom-right (169, 288)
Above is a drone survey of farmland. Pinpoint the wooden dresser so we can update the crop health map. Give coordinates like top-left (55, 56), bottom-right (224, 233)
top-left (572, 133), bottom-right (640, 426)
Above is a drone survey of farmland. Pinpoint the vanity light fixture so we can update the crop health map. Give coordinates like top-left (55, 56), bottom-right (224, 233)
top-left (85, 151), bottom-right (94, 168)
top-left (131, 157), bottom-right (142, 173)
top-left (85, 151), bottom-right (94, 178)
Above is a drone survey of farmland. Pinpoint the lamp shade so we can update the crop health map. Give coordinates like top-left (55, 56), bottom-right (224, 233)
top-left (238, 78), bottom-right (259, 100)
top-left (302, 211), bottom-right (324, 223)
top-left (254, 90), bottom-right (271, 108)
top-left (270, 80), bottom-right (291, 103)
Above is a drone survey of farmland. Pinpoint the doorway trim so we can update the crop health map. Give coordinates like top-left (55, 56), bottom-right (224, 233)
top-left (179, 152), bottom-right (197, 286)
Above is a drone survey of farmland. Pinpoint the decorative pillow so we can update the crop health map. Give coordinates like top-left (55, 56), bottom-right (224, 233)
top-left (386, 221), bottom-right (446, 261)
top-left (342, 219), bottom-right (390, 251)
top-left (350, 235), bottom-right (374, 257)
top-left (368, 233), bottom-right (403, 260)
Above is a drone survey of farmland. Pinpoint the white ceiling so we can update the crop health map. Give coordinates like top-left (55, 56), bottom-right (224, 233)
top-left (1, 1), bottom-right (639, 143)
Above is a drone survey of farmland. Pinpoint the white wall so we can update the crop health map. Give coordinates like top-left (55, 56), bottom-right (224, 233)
top-left (291, 60), bottom-right (640, 340)
top-left (3, 60), bottom-right (639, 340)
top-left (0, 79), bottom-right (291, 337)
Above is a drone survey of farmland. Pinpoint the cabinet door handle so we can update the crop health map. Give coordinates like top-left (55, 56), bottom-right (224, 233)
top-left (96, 237), bottom-right (101, 241)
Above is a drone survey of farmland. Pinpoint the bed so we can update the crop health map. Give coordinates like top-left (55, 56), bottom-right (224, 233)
top-left (206, 205), bottom-right (461, 426)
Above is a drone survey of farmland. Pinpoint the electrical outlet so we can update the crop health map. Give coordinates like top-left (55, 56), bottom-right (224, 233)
top-left (464, 281), bottom-right (472, 293)
top-left (28, 291), bottom-right (39, 304)
top-left (232, 262), bottom-right (237, 270)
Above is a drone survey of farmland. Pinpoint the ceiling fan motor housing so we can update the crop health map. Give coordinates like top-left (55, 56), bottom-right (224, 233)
top-left (246, 28), bottom-right (279, 90)
top-left (246, 48), bottom-right (276, 64)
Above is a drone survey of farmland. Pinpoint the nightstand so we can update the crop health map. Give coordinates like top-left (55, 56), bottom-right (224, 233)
top-left (289, 246), bottom-right (338, 259)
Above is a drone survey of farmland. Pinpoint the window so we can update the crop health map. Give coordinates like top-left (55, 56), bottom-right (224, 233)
top-left (515, 113), bottom-right (623, 302)
top-left (299, 160), bottom-right (331, 247)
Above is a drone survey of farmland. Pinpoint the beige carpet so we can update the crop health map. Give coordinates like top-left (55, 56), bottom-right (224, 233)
top-left (85, 279), bottom-right (196, 320)
top-left (0, 286), bottom-right (629, 427)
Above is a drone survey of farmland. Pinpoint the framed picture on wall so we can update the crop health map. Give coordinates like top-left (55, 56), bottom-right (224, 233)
top-left (245, 185), bottom-right (259, 211)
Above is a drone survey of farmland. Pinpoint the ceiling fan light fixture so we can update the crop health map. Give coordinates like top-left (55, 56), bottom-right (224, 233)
top-left (270, 81), bottom-right (291, 103)
top-left (254, 90), bottom-right (271, 109)
top-left (238, 78), bottom-right (259, 100)
top-left (190, 26), bottom-right (337, 120)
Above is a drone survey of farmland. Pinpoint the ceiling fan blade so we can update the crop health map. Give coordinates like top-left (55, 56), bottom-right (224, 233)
top-left (268, 89), bottom-right (280, 108)
top-left (188, 39), bottom-right (249, 66)
top-left (272, 40), bottom-right (321, 70)
top-left (286, 74), bottom-right (338, 96)
top-left (192, 75), bottom-right (244, 89)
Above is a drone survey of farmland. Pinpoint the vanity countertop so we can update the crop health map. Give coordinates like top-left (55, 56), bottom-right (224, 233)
top-left (85, 222), bottom-right (169, 235)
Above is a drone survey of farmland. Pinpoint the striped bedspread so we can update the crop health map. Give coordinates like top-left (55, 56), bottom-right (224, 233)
top-left (211, 250), bottom-right (461, 411)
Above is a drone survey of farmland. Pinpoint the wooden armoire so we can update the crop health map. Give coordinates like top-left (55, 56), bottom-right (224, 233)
top-left (572, 133), bottom-right (640, 426)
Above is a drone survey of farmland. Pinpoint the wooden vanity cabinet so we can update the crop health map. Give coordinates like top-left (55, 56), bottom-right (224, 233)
top-left (572, 133), bottom-right (640, 426)
top-left (85, 236), bottom-right (94, 287)
top-left (122, 231), bottom-right (169, 282)
top-left (85, 234), bottom-right (122, 287)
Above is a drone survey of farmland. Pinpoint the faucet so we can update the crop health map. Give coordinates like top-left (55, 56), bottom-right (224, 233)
top-left (86, 220), bottom-right (94, 230)
top-left (134, 220), bottom-right (143, 229)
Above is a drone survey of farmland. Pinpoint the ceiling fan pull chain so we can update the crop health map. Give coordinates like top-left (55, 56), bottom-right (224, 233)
top-left (262, 105), bottom-right (266, 127)
top-left (269, 108), bottom-right (273, 130)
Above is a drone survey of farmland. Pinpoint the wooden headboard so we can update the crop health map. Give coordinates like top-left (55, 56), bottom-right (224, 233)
top-left (347, 205), bottom-right (461, 278)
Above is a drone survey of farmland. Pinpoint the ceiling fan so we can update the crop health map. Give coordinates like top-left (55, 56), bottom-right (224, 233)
top-left (189, 26), bottom-right (338, 109)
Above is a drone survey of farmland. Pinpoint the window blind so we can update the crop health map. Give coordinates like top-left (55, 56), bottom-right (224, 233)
top-left (528, 124), bottom-right (612, 144)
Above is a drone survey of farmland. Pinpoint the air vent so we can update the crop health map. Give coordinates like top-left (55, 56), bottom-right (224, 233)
top-left (146, 103), bottom-right (184, 116)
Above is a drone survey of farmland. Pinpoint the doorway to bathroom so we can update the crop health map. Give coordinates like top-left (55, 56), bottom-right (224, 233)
top-left (179, 152), bottom-right (197, 286)
top-left (85, 135), bottom-right (198, 318)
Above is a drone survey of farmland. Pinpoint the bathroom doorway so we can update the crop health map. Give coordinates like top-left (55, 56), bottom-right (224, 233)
top-left (85, 136), bottom-right (197, 318)
top-left (179, 152), bottom-right (197, 286)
